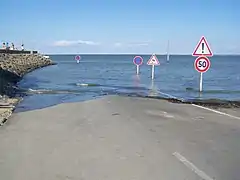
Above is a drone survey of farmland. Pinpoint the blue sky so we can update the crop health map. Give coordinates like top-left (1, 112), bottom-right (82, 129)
top-left (0, 0), bottom-right (239, 54)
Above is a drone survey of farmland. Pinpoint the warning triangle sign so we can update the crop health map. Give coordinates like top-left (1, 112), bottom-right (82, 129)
top-left (147, 54), bottom-right (160, 65)
top-left (192, 36), bottom-right (213, 57)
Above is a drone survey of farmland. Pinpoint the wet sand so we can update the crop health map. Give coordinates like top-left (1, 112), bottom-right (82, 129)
top-left (0, 96), bottom-right (240, 180)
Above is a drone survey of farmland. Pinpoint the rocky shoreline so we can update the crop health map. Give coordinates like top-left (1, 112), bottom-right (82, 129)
top-left (0, 53), bottom-right (56, 125)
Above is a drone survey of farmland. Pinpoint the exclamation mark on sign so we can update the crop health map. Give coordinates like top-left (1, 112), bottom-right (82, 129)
top-left (202, 43), bottom-right (204, 53)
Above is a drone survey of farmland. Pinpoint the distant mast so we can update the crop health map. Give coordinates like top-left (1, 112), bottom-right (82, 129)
top-left (167, 40), bottom-right (170, 62)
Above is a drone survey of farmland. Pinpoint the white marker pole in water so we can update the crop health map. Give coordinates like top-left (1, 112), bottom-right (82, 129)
top-left (75, 55), bottom-right (81, 64)
top-left (199, 72), bottom-right (203, 92)
top-left (151, 65), bottom-right (155, 80)
top-left (133, 56), bottom-right (143, 75)
top-left (136, 65), bottom-right (140, 75)
top-left (147, 54), bottom-right (160, 80)
top-left (194, 56), bottom-right (211, 92)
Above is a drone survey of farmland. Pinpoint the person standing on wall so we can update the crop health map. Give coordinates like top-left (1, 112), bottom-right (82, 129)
top-left (10, 43), bottom-right (15, 50)
top-left (6, 42), bottom-right (9, 50)
top-left (21, 44), bottom-right (24, 51)
top-left (2, 42), bottom-right (6, 49)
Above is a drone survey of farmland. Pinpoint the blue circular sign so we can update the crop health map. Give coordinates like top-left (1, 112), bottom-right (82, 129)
top-left (75, 55), bottom-right (81, 61)
top-left (133, 56), bottom-right (143, 66)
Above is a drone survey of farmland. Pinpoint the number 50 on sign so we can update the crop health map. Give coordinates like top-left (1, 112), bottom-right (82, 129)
top-left (194, 56), bottom-right (211, 73)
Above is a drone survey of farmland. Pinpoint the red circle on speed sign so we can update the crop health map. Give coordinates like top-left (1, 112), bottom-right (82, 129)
top-left (194, 56), bottom-right (211, 73)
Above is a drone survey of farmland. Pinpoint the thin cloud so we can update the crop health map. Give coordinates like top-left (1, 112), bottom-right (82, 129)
top-left (53, 40), bottom-right (100, 47)
top-left (127, 43), bottom-right (149, 47)
top-left (114, 42), bottom-right (150, 47)
top-left (114, 42), bottom-right (122, 47)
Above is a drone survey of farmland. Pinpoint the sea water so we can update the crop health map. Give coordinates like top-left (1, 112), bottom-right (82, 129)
top-left (16, 54), bottom-right (240, 112)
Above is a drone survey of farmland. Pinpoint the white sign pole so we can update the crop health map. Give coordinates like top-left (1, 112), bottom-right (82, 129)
top-left (147, 54), bottom-right (159, 79)
top-left (136, 65), bottom-right (139, 75)
top-left (151, 65), bottom-right (155, 80)
top-left (199, 72), bottom-right (203, 92)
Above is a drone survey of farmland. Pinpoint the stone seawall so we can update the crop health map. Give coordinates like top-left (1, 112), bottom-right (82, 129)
top-left (0, 53), bottom-right (56, 96)
top-left (0, 53), bottom-right (56, 125)
top-left (0, 49), bottom-right (38, 54)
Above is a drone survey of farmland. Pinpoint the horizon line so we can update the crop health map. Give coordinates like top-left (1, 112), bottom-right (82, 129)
top-left (44, 53), bottom-right (240, 56)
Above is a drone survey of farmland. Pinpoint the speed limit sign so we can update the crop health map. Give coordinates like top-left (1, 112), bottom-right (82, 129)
top-left (194, 56), bottom-right (211, 73)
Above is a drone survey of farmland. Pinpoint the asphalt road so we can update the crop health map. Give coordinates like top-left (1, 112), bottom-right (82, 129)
top-left (0, 96), bottom-right (240, 180)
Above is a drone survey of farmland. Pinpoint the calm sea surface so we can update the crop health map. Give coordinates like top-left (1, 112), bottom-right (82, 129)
top-left (16, 54), bottom-right (240, 112)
